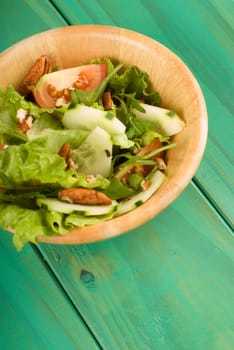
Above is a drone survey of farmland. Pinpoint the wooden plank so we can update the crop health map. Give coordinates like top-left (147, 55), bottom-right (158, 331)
top-left (0, 229), bottom-right (100, 350)
top-left (39, 182), bottom-right (234, 350)
top-left (52, 0), bottom-right (234, 226)
top-left (0, 0), bottom-right (67, 51)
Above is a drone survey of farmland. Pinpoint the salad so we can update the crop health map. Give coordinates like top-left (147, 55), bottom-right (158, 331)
top-left (0, 56), bottom-right (184, 250)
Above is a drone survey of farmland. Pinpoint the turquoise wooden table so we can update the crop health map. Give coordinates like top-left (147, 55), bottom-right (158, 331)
top-left (0, 1), bottom-right (233, 349)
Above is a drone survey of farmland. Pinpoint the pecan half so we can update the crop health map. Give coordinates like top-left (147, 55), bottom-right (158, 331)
top-left (102, 91), bottom-right (113, 110)
top-left (58, 143), bottom-right (78, 170)
top-left (19, 55), bottom-right (51, 95)
top-left (59, 143), bottom-right (71, 164)
top-left (58, 188), bottom-right (112, 205)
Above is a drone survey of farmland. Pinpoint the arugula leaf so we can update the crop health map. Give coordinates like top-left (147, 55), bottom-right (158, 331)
top-left (103, 177), bottom-right (135, 200)
top-left (126, 114), bottom-right (156, 140)
top-left (0, 191), bottom-right (45, 203)
top-left (116, 143), bottom-right (176, 170)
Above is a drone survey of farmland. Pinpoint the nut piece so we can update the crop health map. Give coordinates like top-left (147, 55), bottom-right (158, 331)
top-left (140, 179), bottom-right (151, 190)
top-left (58, 143), bottom-right (71, 163)
top-left (16, 108), bottom-right (33, 133)
top-left (0, 144), bottom-right (7, 151)
top-left (135, 137), bottom-right (163, 176)
top-left (58, 143), bottom-right (78, 170)
top-left (19, 55), bottom-right (51, 95)
top-left (156, 157), bottom-right (167, 170)
top-left (58, 188), bottom-right (112, 205)
top-left (102, 92), bottom-right (113, 110)
top-left (18, 116), bottom-right (33, 133)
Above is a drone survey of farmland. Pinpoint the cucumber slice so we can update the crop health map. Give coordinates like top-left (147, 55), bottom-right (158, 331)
top-left (72, 126), bottom-right (112, 177)
top-left (63, 104), bottom-right (126, 135)
top-left (115, 170), bottom-right (165, 216)
top-left (111, 133), bottom-right (134, 149)
top-left (37, 198), bottom-right (117, 216)
top-left (133, 103), bottom-right (185, 136)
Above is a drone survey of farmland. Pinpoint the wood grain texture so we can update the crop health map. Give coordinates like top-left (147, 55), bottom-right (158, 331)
top-left (39, 182), bottom-right (234, 350)
top-left (52, 0), bottom-right (234, 226)
top-left (0, 230), bottom-right (100, 350)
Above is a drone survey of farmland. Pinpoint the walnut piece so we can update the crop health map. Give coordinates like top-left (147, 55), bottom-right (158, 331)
top-left (58, 188), bottom-right (112, 205)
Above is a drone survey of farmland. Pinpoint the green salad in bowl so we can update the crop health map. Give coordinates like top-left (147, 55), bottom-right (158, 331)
top-left (0, 55), bottom-right (185, 250)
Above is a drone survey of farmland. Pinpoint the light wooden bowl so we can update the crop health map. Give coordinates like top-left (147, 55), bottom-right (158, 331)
top-left (0, 25), bottom-right (207, 245)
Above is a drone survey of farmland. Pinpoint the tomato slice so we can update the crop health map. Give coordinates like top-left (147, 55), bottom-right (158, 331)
top-left (33, 63), bottom-right (107, 108)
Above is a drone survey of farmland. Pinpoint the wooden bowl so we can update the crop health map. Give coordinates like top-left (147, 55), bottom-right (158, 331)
top-left (0, 25), bottom-right (207, 245)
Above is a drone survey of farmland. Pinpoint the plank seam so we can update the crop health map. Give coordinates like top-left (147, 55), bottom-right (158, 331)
top-left (49, 0), bottom-right (72, 25)
top-left (192, 178), bottom-right (233, 232)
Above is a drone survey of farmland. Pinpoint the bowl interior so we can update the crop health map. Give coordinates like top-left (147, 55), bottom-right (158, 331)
top-left (0, 25), bottom-right (208, 244)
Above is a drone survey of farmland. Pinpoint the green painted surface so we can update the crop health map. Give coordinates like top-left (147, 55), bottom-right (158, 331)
top-left (0, 230), bottom-right (100, 350)
top-left (40, 183), bottom-right (234, 350)
top-left (0, 0), bottom-right (66, 51)
top-left (0, 1), bottom-right (233, 349)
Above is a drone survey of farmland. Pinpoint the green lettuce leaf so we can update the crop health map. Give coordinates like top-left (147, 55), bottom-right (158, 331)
top-left (0, 203), bottom-right (52, 250)
top-left (0, 137), bottom-right (75, 187)
top-left (45, 210), bottom-right (70, 234)
top-left (109, 65), bottom-right (160, 105)
top-left (0, 109), bottom-right (28, 144)
top-left (0, 85), bottom-right (47, 118)
top-left (0, 202), bottom-right (70, 250)
top-left (107, 65), bottom-right (161, 141)
top-left (0, 85), bottom-right (68, 118)
top-left (90, 57), bottom-right (115, 74)
top-left (27, 113), bottom-right (63, 132)
top-left (27, 126), bottom-right (89, 153)
top-left (0, 85), bottom-right (66, 144)
top-left (71, 174), bottom-right (109, 189)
